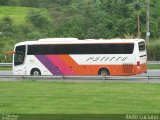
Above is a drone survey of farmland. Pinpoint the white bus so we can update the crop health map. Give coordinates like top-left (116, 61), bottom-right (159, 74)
top-left (12, 38), bottom-right (147, 76)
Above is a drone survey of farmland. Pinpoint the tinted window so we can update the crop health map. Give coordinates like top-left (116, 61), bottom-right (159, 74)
top-left (14, 45), bottom-right (26, 66)
top-left (28, 44), bottom-right (134, 55)
top-left (139, 42), bottom-right (145, 51)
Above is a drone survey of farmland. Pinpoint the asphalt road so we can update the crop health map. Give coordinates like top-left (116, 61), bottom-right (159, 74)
top-left (0, 70), bottom-right (159, 76)
top-left (136, 70), bottom-right (160, 77)
top-left (0, 71), bottom-right (12, 76)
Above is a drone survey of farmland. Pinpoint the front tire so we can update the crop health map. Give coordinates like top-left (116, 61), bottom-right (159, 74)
top-left (30, 68), bottom-right (41, 75)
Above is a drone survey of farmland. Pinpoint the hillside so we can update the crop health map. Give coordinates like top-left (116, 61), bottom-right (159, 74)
top-left (0, 6), bottom-right (50, 25)
top-left (0, 6), bottom-right (52, 62)
top-left (0, 0), bottom-right (160, 62)
top-left (0, 1), bottom-right (160, 40)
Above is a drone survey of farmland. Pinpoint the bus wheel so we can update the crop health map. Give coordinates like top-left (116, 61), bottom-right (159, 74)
top-left (31, 68), bottom-right (41, 75)
top-left (98, 68), bottom-right (110, 76)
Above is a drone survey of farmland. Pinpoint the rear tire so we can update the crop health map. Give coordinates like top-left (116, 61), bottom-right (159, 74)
top-left (98, 68), bottom-right (110, 76)
top-left (30, 68), bottom-right (41, 75)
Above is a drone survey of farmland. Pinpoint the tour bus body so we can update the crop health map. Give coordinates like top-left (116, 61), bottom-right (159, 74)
top-left (13, 38), bottom-right (147, 76)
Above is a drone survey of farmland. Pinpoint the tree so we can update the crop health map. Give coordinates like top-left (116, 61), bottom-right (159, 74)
top-left (0, 16), bottom-right (13, 37)
top-left (26, 10), bottom-right (49, 29)
top-left (20, 0), bottom-right (41, 7)
top-left (0, 0), bottom-right (9, 5)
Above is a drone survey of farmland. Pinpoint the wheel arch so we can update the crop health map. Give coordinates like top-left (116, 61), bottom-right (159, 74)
top-left (98, 67), bottom-right (110, 75)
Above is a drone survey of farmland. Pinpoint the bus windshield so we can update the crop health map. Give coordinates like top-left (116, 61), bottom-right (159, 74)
top-left (14, 45), bottom-right (25, 66)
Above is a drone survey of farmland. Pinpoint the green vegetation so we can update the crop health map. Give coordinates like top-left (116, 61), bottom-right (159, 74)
top-left (0, 6), bottom-right (51, 62)
top-left (0, 66), bottom-right (11, 71)
top-left (147, 40), bottom-right (160, 61)
top-left (0, 0), bottom-right (160, 62)
top-left (0, 81), bottom-right (160, 114)
top-left (147, 64), bottom-right (160, 70)
top-left (0, 6), bottom-right (49, 25)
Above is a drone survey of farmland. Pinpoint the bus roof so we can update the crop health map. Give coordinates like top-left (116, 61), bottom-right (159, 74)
top-left (15, 38), bottom-right (145, 46)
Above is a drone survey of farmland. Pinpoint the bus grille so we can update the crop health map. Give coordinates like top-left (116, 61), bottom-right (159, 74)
top-left (123, 64), bottom-right (133, 73)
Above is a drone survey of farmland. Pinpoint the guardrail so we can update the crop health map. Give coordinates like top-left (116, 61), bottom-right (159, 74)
top-left (147, 61), bottom-right (160, 64)
top-left (0, 63), bottom-right (12, 67)
top-left (0, 61), bottom-right (160, 67)
top-left (0, 75), bottom-right (160, 82)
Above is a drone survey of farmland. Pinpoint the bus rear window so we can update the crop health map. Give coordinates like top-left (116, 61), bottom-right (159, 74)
top-left (138, 42), bottom-right (145, 51)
